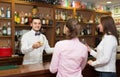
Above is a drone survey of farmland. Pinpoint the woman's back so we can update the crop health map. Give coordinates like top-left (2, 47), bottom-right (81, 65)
top-left (50, 38), bottom-right (88, 77)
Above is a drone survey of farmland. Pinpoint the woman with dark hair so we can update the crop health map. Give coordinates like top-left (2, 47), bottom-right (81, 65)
top-left (49, 18), bottom-right (88, 77)
top-left (88, 16), bottom-right (119, 77)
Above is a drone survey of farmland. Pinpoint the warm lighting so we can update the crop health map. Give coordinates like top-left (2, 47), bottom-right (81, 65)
top-left (106, 1), bottom-right (112, 4)
top-left (72, 1), bottom-right (75, 7)
top-left (72, 1), bottom-right (81, 8)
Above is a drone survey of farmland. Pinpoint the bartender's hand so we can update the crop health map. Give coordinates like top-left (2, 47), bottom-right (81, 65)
top-left (32, 42), bottom-right (43, 49)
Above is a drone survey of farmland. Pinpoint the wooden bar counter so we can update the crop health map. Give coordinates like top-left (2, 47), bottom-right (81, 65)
top-left (0, 57), bottom-right (119, 77)
top-left (0, 62), bottom-right (56, 77)
top-left (0, 62), bottom-right (96, 77)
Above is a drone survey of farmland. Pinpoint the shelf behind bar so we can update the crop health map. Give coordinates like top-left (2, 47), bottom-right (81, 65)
top-left (14, 0), bottom-right (54, 8)
top-left (0, 18), bottom-right (12, 21)
top-left (15, 24), bottom-right (54, 28)
top-left (0, 36), bottom-right (12, 38)
top-left (0, 0), bottom-right (11, 3)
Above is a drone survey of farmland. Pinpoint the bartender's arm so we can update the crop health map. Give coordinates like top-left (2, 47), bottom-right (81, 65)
top-left (44, 36), bottom-right (54, 54)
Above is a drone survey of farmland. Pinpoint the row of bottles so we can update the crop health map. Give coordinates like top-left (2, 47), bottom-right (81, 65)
top-left (56, 24), bottom-right (92, 36)
top-left (0, 22), bottom-right (11, 36)
top-left (22, 0), bottom-right (60, 5)
top-left (0, 7), bottom-right (11, 18)
top-left (55, 9), bottom-right (73, 21)
top-left (80, 25), bottom-right (92, 35)
top-left (14, 11), bottom-right (53, 25)
top-left (76, 13), bottom-right (93, 23)
top-left (56, 24), bottom-right (103, 37)
top-left (14, 11), bottom-right (32, 25)
top-left (55, 10), bottom-right (99, 23)
top-left (40, 14), bottom-right (53, 25)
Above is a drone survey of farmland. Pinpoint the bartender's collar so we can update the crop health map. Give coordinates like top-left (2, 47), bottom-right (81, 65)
top-left (31, 29), bottom-right (41, 35)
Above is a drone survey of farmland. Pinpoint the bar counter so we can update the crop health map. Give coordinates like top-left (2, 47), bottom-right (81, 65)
top-left (0, 59), bottom-right (119, 77)
top-left (0, 62), bottom-right (56, 77)
top-left (0, 60), bottom-right (98, 77)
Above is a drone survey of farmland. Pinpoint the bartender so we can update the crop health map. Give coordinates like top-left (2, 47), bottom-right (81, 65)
top-left (21, 17), bottom-right (54, 65)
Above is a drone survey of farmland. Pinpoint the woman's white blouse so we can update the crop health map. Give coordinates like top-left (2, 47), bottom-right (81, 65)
top-left (90, 34), bottom-right (117, 72)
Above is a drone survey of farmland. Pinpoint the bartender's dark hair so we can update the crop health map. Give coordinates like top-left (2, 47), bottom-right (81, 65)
top-left (31, 17), bottom-right (41, 22)
top-left (100, 16), bottom-right (119, 45)
top-left (66, 18), bottom-right (80, 39)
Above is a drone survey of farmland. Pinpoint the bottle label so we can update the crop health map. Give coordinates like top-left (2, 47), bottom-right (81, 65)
top-left (3, 30), bottom-right (7, 35)
top-left (7, 28), bottom-right (11, 35)
top-left (7, 11), bottom-right (10, 18)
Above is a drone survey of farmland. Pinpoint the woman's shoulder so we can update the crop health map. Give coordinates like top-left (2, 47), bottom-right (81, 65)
top-left (56, 40), bottom-right (67, 43)
top-left (55, 40), bottom-right (69, 45)
top-left (103, 34), bottom-right (117, 45)
top-left (104, 34), bottom-right (116, 40)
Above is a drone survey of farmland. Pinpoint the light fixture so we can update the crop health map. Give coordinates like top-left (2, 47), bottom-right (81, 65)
top-left (106, 1), bottom-right (112, 4)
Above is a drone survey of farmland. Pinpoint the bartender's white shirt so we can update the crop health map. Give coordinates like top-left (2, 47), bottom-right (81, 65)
top-left (21, 29), bottom-right (54, 65)
top-left (90, 34), bottom-right (117, 72)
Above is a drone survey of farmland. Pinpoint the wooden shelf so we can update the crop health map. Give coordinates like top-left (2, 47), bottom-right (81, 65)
top-left (76, 8), bottom-right (95, 12)
top-left (14, 0), bottom-right (54, 8)
top-left (95, 10), bottom-right (111, 14)
top-left (78, 35), bottom-right (94, 38)
top-left (56, 35), bottom-right (65, 37)
top-left (79, 22), bottom-right (97, 25)
top-left (56, 20), bottom-right (66, 23)
top-left (55, 5), bottom-right (73, 10)
top-left (15, 24), bottom-right (54, 28)
top-left (0, 18), bottom-right (12, 21)
top-left (42, 25), bottom-right (54, 28)
top-left (95, 35), bottom-right (103, 38)
top-left (0, 0), bottom-right (11, 3)
top-left (0, 36), bottom-right (12, 38)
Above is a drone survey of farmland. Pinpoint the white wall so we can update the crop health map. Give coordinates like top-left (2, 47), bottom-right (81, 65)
top-left (107, 3), bottom-right (120, 17)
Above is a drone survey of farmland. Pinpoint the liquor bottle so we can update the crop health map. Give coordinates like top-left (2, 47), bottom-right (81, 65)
top-left (32, 5), bottom-right (38, 17)
top-left (87, 25), bottom-right (91, 35)
top-left (28, 13), bottom-right (32, 25)
top-left (57, 10), bottom-right (61, 20)
top-left (0, 7), bottom-right (2, 17)
top-left (2, 23), bottom-right (7, 36)
top-left (16, 12), bottom-right (20, 24)
top-left (42, 17), bottom-right (46, 25)
top-left (6, 7), bottom-right (11, 18)
top-left (52, 0), bottom-right (59, 5)
top-left (80, 15), bottom-right (83, 22)
top-left (14, 11), bottom-right (20, 24)
top-left (49, 15), bottom-right (53, 25)
top-left (7, 22), bottom-right (11, 35)
top-left (24, 13), bottom-right (29, 25)
top-left (45, 14), bottom-right (49, 25)
top-left (55, 10), bottom-right (58, 20)
top-left (14, 11), bottom-right (17, 24)
top-left (56, 27), bottom-right (60, 35)
top-left (19, 11), bottom-right (25, 24)
top-left (1, 7), bottom-right (5, 18)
